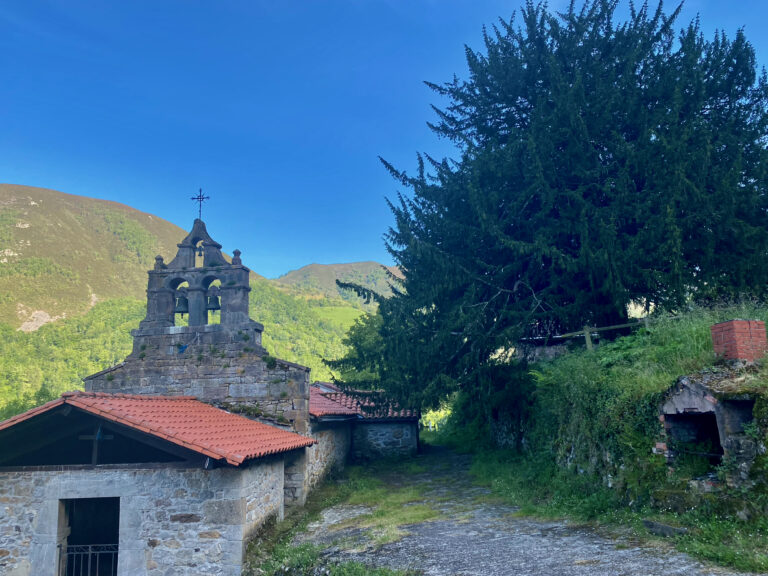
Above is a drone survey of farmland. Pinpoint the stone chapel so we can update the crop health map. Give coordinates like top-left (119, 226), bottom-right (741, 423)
top-left (0, 218), bottom-right (418, 576)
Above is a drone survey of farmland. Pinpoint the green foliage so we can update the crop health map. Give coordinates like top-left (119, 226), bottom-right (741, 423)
top-left (676, 513), bottom-right (768, 571)
top-left (0, 279), bottom-right (367, 419)
top-left (92, 208), bottom-right (159, 265)
top-left (423, 303), bottom-right (768, 571)
top-left (370, 0), bottom-right (768, 411)
top-left (312, 306), bottom-right (364, 329)
top-left (325, 312), bottom-right (385, 389)
top-left (0, 209), bottom-right (19, 244)
top-left (0, 185), bottom-right (188, 328)
top-left (0, 257), bottom-right (78, 280)
top-left (471, 450), bottom-right (620, 520)
top-left (0, 299), bottom-right (144, 419)
top-left (245, 460), bottom-right (430, 576)
top-left (250, 279), bottom-right (358, 380)
top-left (277, 262), bottom-right (400, 307)
top-left (526, 305), bottom-right (766, 497)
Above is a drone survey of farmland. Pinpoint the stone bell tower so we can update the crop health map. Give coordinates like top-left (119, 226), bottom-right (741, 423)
top-left (85, 218), bottom-right (310, 434)
top-left (139, 218), bottom-right (253, 330)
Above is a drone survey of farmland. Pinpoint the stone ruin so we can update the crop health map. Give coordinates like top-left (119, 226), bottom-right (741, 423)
top-left (657, 320), bottom-right (768, 489)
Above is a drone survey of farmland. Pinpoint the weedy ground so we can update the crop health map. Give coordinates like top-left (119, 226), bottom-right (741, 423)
top-left (243, 458), bottom-right (436, 576)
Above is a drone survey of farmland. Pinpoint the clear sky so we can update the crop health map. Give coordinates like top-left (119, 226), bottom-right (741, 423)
top-left (2, 1), bottom-right (767, 278)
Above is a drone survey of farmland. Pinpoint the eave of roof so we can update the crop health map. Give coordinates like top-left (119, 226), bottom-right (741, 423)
top-left (309, 388), bottom-right (359, 419)
top-left (311, 386), bottom-right (420, 421)
top-left (0, 392), bottom-right (315, 466)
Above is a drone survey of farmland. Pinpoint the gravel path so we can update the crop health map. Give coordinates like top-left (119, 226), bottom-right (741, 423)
top-left (293, 447), bottom-right (764, 576)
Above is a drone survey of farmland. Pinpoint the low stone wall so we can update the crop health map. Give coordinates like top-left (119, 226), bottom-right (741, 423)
top-left (307, 423), bottom-right (352, 489)
top-left (352, 421), bottom-right (418, 461)
top-left (0, 458), bottom-right (283, 576)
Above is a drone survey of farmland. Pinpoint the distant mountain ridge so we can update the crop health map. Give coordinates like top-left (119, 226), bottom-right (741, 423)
top-left (276, 261), bottom-right (402, 302)
top-left (0, 184), bottom-right (392, 330)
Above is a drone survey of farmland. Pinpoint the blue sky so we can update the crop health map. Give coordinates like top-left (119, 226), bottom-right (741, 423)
top-left (1, 1), bottom-right (767, 278)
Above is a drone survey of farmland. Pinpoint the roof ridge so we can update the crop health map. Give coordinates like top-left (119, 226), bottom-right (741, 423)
top-left (63, 391), bottom-right (198, 401)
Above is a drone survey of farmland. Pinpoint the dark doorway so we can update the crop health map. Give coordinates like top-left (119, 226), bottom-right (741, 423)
top-left (666, 412), bottom-right (724, 467)
top-left (58, 497), bottom-right (119, 576)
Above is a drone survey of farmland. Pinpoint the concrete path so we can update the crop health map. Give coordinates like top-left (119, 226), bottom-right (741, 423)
top-left (293, 447), bottom-right (764, 576)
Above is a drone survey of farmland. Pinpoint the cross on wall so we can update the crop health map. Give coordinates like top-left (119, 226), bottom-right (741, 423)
top-left (78, 424), bottom-right (114, 465)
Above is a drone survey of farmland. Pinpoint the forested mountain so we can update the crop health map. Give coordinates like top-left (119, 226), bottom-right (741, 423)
top-left (276, 262), bottom-right (401, 302)
top-left (0, 185), bottom-right (382, 419)
top-left (0, 184), bottom-right (191, 330)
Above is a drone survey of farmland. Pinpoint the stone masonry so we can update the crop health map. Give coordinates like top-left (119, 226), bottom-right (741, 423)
top-left (85, 218), bottom-right (310, 434)
top-left (352, 421), bottom-right (418, 461)
top-left (85, 332), bottom-right (310, 434)
top-left (306, 423), bottom-right (352, 489)
top-left (0, 458), bottom-right (284, 576)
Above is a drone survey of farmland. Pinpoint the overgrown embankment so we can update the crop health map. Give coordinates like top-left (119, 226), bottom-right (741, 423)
top-left (438, 304), bottom-right (768, 571)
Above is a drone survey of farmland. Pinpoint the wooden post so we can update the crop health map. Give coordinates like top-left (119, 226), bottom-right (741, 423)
top-left (583, 327), bottom-right (593, 350)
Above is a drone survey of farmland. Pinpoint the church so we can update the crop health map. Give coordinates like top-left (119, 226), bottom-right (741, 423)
top-left (0, 219), bottom-right (418, 576)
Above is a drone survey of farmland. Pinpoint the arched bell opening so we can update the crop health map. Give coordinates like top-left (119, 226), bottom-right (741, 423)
top-left (194, 240), bottom-right (205, 268)
top-left (170, 280), bottom-right (190, 327)
top-left (204, 277), bottom-right (222, 325)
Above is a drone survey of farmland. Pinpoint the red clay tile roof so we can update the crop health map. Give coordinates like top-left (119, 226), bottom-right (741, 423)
top-left (0, 392), bottom-right (314, 466)
top-left (309, 387), bottom-right (358, 418)
top-left (312, 381), bottom-right (341, 393)
top-left (319, 389), bottom-right (419, 421)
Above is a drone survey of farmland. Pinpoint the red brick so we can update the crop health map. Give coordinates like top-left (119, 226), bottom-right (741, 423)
top-left (711, 320), bottom-right (767, 361)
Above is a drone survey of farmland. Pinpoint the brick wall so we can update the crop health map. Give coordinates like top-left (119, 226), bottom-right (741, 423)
top-left (711, 320), bottom-right (768, 362)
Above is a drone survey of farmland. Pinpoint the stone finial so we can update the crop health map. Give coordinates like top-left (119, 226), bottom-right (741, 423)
top-left (711, 320), bottom-right (768, 362)
top-left (154, 255), bottom-right (166, 270)
top-left (232, 249), bottom-right (242, 266)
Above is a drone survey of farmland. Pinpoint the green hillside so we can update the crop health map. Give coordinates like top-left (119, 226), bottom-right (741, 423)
top-left (0, 185), bottom-right (379, 420)
top-left (276, 262), bottom-right (402, 303)
top-left (0, 282), bottom-right (360, 419)
top-left (0, 184), bottom-right (188, 330)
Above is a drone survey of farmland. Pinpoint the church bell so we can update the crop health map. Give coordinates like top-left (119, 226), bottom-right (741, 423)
top-left (174, 295), bottom-right (189, 315)
top-left (206, 295), bottom-right (221, 311)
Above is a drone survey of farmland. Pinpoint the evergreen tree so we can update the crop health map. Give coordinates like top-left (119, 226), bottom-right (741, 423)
top-left (344, 1), bottom-right (768, 410)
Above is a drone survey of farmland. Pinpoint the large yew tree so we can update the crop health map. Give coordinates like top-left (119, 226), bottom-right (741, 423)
top-left (344, 1), bottom-right (768, 408)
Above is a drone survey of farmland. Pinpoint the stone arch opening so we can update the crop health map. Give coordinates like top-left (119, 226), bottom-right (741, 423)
top-left (666, 412), bottom-right (723, 470)
top-left (170, 279), bottom-right (190, 326)
top-left (205, 277), bottom-right (222, 325)
top-left (194, 240), bottom-right (205, 268)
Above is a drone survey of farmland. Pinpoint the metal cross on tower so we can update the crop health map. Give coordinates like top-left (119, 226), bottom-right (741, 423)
top-left (191, 189), bottom-right (210, 220)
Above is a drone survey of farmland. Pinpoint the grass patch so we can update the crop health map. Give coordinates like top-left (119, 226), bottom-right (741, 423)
top-left (460, 445), bottom-right (768, 571)
top-left (245, 458), bottom-right (437, 575)
top-left (313, 305), bottom-right (365, 329)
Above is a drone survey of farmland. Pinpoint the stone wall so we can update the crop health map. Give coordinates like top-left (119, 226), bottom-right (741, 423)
top-left (352, 421), bottom-right (418, 461)
top-left (85, 325), bottom-right (310, 434)
top-left (283, 450), bottom-right (308, 507)
top-left (0, 458), bottom-right (283, 576)
top-left (307, 423), bottom-right (352, 489)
